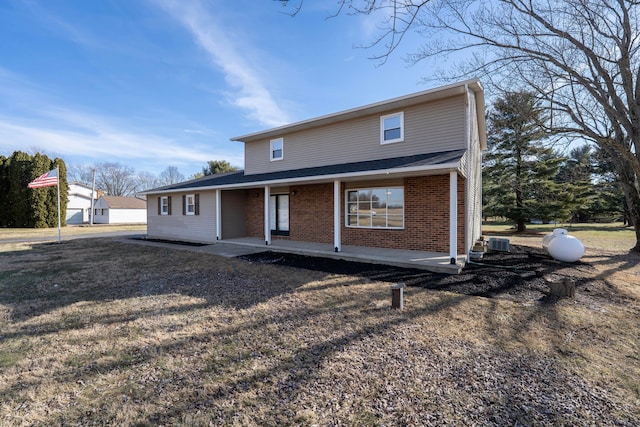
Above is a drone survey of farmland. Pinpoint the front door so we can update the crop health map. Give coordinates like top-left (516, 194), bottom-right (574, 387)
top-left (269, 194), bottom-right (289, 236)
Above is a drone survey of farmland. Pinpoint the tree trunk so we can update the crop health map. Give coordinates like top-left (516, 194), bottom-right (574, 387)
top-left (621, 185), bottom-right (640, 252)
top-left (612, 153), bottom-right (640, 251)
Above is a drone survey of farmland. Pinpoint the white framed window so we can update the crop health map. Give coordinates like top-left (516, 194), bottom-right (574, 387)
top-left (346, 187), bottom-right (404, 229)
top-left (270, 137), bottom-right (284, 161)
top-left (160, 196), bottom-right (169, 215)
top-left (380, 112), bottom-right (404, 144)
top-left (185, 194), bottom-right (195, 215)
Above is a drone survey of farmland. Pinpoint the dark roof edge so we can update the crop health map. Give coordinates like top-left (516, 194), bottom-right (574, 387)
top-left (141, 150), bottom-right (466, 195)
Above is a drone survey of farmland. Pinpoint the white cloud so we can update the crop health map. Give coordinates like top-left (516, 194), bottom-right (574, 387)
top-left (151, 0), bottom-right (291, 127)
top-left (0, 112), bottom-right (223, 166)
top-left (0, 67), bottom-right (241, 173)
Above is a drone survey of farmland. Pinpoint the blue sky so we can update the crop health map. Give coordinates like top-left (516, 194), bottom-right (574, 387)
top-left (0, 0), bottom-right (447, 177)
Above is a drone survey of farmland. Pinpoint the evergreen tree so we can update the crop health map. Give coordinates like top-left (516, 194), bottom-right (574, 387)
top-left (0, 151), bottom-right (68, 228)
top-left (30, 152), bottom-right (51, 228)
top-left (6, 151), bottom-right (33, 227)
top-left (202, 160), bottom-right (238, 176)
top-left (484, 92), bottom-right (570, 231)
top-left (592, 148), bottom-right (628, 223)
top-left (0, 156), bottom-right (8, 227)
top-left (49, 158), bottom-right (68, 227)
top-left (553, 145), bottom-right (594, 223)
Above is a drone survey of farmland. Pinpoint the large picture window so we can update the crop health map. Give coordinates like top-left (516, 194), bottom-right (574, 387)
top-left (347, 187), bottom-right (404, 229)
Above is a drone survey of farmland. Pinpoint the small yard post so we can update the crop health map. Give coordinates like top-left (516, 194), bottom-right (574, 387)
top-left (391, 282), bottom-right (405, 309)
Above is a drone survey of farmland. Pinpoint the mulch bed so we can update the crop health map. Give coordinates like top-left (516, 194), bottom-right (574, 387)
top-left (239, 245), bottom-right (610, 304)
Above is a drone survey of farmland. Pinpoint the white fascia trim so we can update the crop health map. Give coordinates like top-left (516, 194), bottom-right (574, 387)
top-left (142, 161), bottom-right (463, 195)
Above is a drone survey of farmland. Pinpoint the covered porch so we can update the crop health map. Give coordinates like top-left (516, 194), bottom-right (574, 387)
top-left (218, 237), bottom-right (465, 274)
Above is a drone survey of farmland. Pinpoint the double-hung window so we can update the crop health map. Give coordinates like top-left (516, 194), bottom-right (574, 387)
top-left (270, 137), bottom-right (283, 161)
top-left (160, 196), bottom-right (170, 215)
top-left (183, 194), bottom-right (199, 216)
top-left (347, 187), bottom-right (404, 229)
top-left (380, 112), bottom-right (404, 144)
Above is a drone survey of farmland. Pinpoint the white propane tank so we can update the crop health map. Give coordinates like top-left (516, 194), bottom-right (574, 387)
top-left (547, 234), bottom-right (585, 262)
top-left (542, 228), bottom-right (568, 250)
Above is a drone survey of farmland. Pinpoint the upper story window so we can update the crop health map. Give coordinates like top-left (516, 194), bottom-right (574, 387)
top-left (270, 137), bottom-right (284, 161)
top-left (380, 112), bottom-right (404, 144)
top-left (183, 194), bottom-right (199, 216)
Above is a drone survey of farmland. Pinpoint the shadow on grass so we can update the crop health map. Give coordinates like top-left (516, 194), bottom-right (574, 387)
top-left (0, 237), bottom-right (637, 425)
top-left (239, 246), bottom-right (614, 304)
top-left (0, 238), bottom-right (308, 323)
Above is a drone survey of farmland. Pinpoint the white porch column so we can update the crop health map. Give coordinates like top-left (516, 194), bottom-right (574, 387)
top-left (264, 186), bottom-right (271, 245)
top-left (449, 171), bottom-right (458, 264)
top-left (333, 180), bottom-right (341, 252)
top-left (215, 189), bottom-right (221, 240)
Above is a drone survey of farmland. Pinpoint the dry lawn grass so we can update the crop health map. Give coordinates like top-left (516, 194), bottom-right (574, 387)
top-left (0, 236), bottom-right (639, 426)
top-left (0, 224), bottom-right (147, 241)
top-left (482, 222), bottom-right (636, 253)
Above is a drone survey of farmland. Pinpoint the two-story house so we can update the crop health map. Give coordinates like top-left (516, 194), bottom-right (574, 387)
top-left (143, 79), bottom-right (486, 273)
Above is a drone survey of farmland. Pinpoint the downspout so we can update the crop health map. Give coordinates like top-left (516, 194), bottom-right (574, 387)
top-left (334, 180), bottom-right (341, 252)
top-left (216, 189), bottom-right (222, 240)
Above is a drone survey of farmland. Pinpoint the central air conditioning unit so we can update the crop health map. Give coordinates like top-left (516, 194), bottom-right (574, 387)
top-left (488, 237), bottom-right (510, 252)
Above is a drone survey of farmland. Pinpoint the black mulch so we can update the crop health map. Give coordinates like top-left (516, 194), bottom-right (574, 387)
top-left (135, 237), bottom-right (210, 247)
top-left (238, 245), bottom-right (601, 303)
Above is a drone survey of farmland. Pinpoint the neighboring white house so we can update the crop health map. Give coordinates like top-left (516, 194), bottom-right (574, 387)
top-left (66, 182), bottom-right (98, 225)
top-left (93, 196), bottom-right (147, 224)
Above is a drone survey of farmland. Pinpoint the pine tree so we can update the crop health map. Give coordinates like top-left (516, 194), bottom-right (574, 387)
top-left (591, 148), bottom-right (628, 223)
top-left (0, 151), bottom-right (68, 228)
top-left (51, 158), bottom-right (68, 227)
top-left (30, 153), bottom-right (51, 228)
top-left (0, 156), bottom-right (8, 227)
top-left (484, 92), bottom-right (571, 231)
top-left (7, 151), bottom-right (33, 227)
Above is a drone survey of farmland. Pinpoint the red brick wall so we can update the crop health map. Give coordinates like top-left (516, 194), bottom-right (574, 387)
top-left (244, 176), bottom-right (466, 253)
top-left (289, 183), bottom-right (334, 244)
top-left (245, 188), bottom-right (264, 238)
top-left (342, 175), bottom-right (465, 253)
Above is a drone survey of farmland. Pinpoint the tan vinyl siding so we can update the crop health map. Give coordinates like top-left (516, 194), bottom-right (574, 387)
top-left (147, 191), bottom-right (217, 244)
top-left (466, 90), bottom-right (483, 252)
top-left (244, 95), bottom-right (467, 175)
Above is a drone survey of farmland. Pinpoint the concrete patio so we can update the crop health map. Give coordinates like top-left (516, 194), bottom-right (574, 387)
top-left (215, 237), bottom-right (466, 274)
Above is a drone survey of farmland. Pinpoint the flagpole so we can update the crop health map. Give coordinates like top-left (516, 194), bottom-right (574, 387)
top-left (90, 168), bottom-right (96, 226)
top-left (57, 166), bottom-right (61, 244)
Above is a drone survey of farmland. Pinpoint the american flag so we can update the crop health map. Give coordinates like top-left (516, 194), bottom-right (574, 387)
top-left (28, 168), bottom-right (58, 189)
